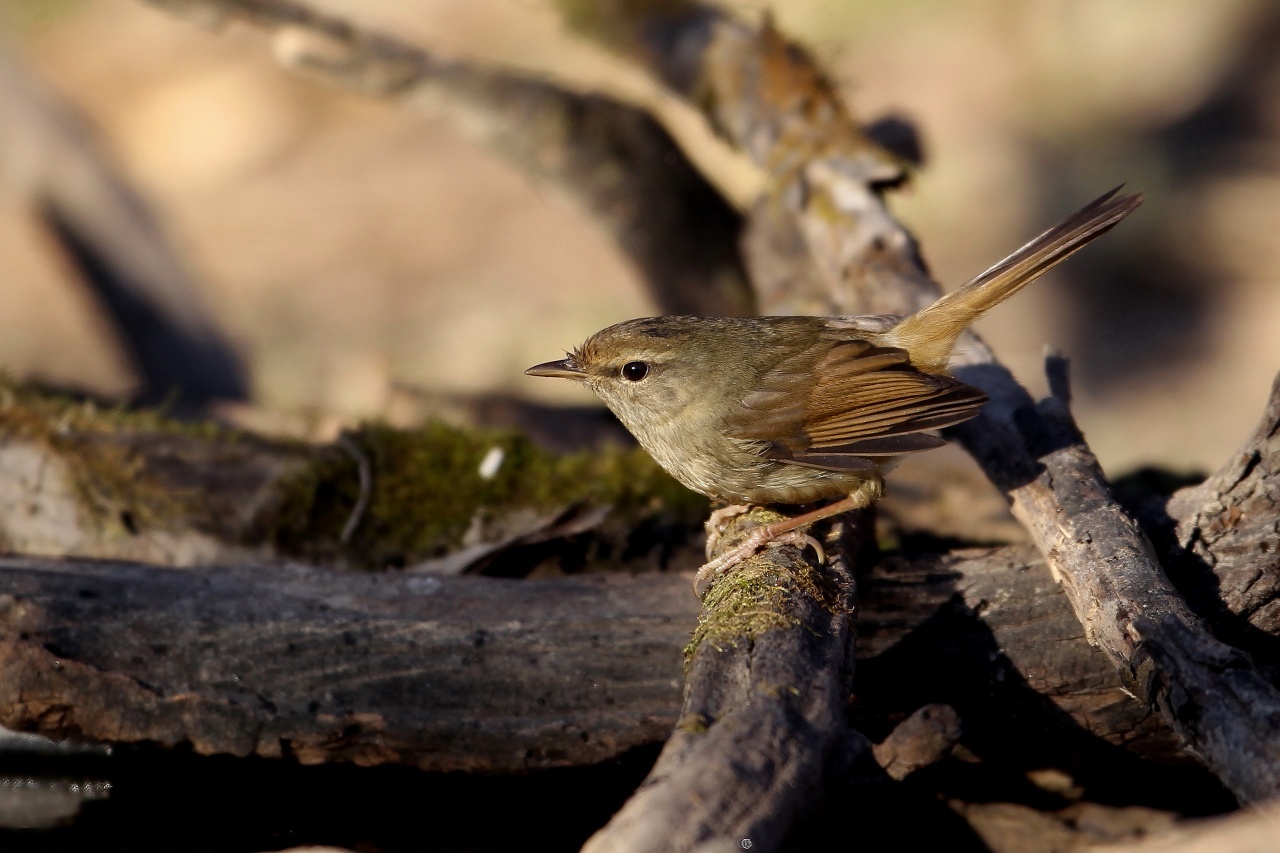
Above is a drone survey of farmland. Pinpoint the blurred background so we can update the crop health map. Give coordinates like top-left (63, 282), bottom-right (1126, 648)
top-left (0, 0), bottom-right (1278, 475)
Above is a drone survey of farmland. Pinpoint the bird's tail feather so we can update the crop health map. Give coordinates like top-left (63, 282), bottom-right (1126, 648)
top-left (884, 186), bottom-right (1143, 373)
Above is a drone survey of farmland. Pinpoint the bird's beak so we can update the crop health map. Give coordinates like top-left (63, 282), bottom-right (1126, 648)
top-left (525, 359), bottom-right (587, 380)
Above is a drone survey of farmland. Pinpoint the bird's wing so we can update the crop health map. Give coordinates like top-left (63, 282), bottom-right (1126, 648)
top-left (729, 339), bottom-right (987, 471)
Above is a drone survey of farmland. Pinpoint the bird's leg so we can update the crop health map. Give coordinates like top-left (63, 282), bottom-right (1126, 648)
top-left (704, 504), bottom-right (752, 557)
top-left (693, 478), bottom-right (883, 598)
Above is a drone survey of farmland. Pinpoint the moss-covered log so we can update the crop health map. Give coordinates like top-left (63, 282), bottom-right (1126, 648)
top-left (0, 382), bottom-right (707, 573)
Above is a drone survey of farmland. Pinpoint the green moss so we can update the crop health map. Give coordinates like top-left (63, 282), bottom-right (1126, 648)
top-left (0, 378), bottom-right (708, 567)
top-left (684, 563), bottom-right (796, 666)
top-left (675, 712), bottom-right (709, 735)
top-left (683, 513), bottom-right (842, 667)
top-left (0, 379), bottom-right (237, 531)
top-left (269, 420), bottom-right (708, 568)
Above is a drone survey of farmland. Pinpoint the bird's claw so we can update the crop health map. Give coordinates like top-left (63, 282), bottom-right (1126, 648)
top-left (704, 504), bottom-right (752, 558)
top-left (694, 528), bottom-right (826, 598)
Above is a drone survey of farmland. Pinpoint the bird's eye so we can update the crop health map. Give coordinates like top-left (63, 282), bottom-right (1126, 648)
top-left (621, 361), bottom-right (649, 381)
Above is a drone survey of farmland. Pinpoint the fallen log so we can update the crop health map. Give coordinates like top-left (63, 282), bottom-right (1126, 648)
top-left (0, 557), bottom-right (694, 772)
top-left (0, 541), bottom-right (1219, 771)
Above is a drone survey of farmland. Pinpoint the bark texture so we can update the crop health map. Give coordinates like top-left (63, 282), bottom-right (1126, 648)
top-left (581, 518), bottom-right (867, 853)
top-left (0, 557), bottom-right (693, 772)
top-left (1163, 373), bottom-right (1280, 661)
top-left (0, 538), bottom-right (1236, 772)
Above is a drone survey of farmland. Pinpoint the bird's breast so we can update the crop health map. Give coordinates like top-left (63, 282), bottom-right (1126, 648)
top-left (629, 415), bottom-right (869, 505)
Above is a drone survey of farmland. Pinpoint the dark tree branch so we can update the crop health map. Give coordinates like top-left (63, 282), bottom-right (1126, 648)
top-left (1163, 372), bottom-right (1280, 658)
top-left (856, 545), bottom-right (1187, 768)
top-left (0, 367), bottom-right (1273, 785)
top-left (1000, 359), bottom-right (1280, 802)
top-left (142, 0), bottom-right (754, 317)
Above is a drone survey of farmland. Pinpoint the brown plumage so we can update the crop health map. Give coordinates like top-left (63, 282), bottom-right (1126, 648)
top-left (527, 187), bottom-right (1142, 592)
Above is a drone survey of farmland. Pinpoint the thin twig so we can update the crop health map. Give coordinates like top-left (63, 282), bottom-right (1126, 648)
top-left (337, 433), bottom-right (371, 545)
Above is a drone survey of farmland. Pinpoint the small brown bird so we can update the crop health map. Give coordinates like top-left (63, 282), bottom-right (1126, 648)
top-left (528, 188), bottom-right (1141, 595)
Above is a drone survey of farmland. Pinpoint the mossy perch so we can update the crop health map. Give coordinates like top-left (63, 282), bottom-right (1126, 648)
top-left (0, 380), bottom-right (706, 571)
top-left (582, 512), bottom-right (867, 853)
top-left (685, 508), bottom-right (844, 666)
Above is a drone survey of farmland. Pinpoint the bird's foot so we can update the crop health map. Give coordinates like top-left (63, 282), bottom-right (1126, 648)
top-left (704, 504), bottom-right (752, 557)
top-left (693, 527), bottom-right (825, 599)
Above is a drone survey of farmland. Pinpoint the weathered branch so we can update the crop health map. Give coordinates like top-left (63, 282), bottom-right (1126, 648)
top-left (2, 368), bottom-right (1277, 779)
top-left (582, 515), bottom-right (867, 852)
top-left (0, 556), bottom-right (695, 772)
top-left (556, 0), bottom-right (919, 316)
top-left (141, 0), bottom-right (754, 317)
top-left (0, 43), bottom-right (248, 407)
top-left (557, 2), bottom-right (1280, 803)
top-left (0, 384), bottom-right (706, 572)
top-left (857, 545), bottom-right (1186, 767)
top-left (1002, 358), bottom-right (1280, 802)
top-left (0, 370), bottom-right (1205, 786)
top-left (1163, 372), bottom-right (1280, 660)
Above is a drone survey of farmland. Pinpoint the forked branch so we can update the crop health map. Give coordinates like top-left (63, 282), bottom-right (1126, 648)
top-left (557, 0), bottom-right (1280, 803)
